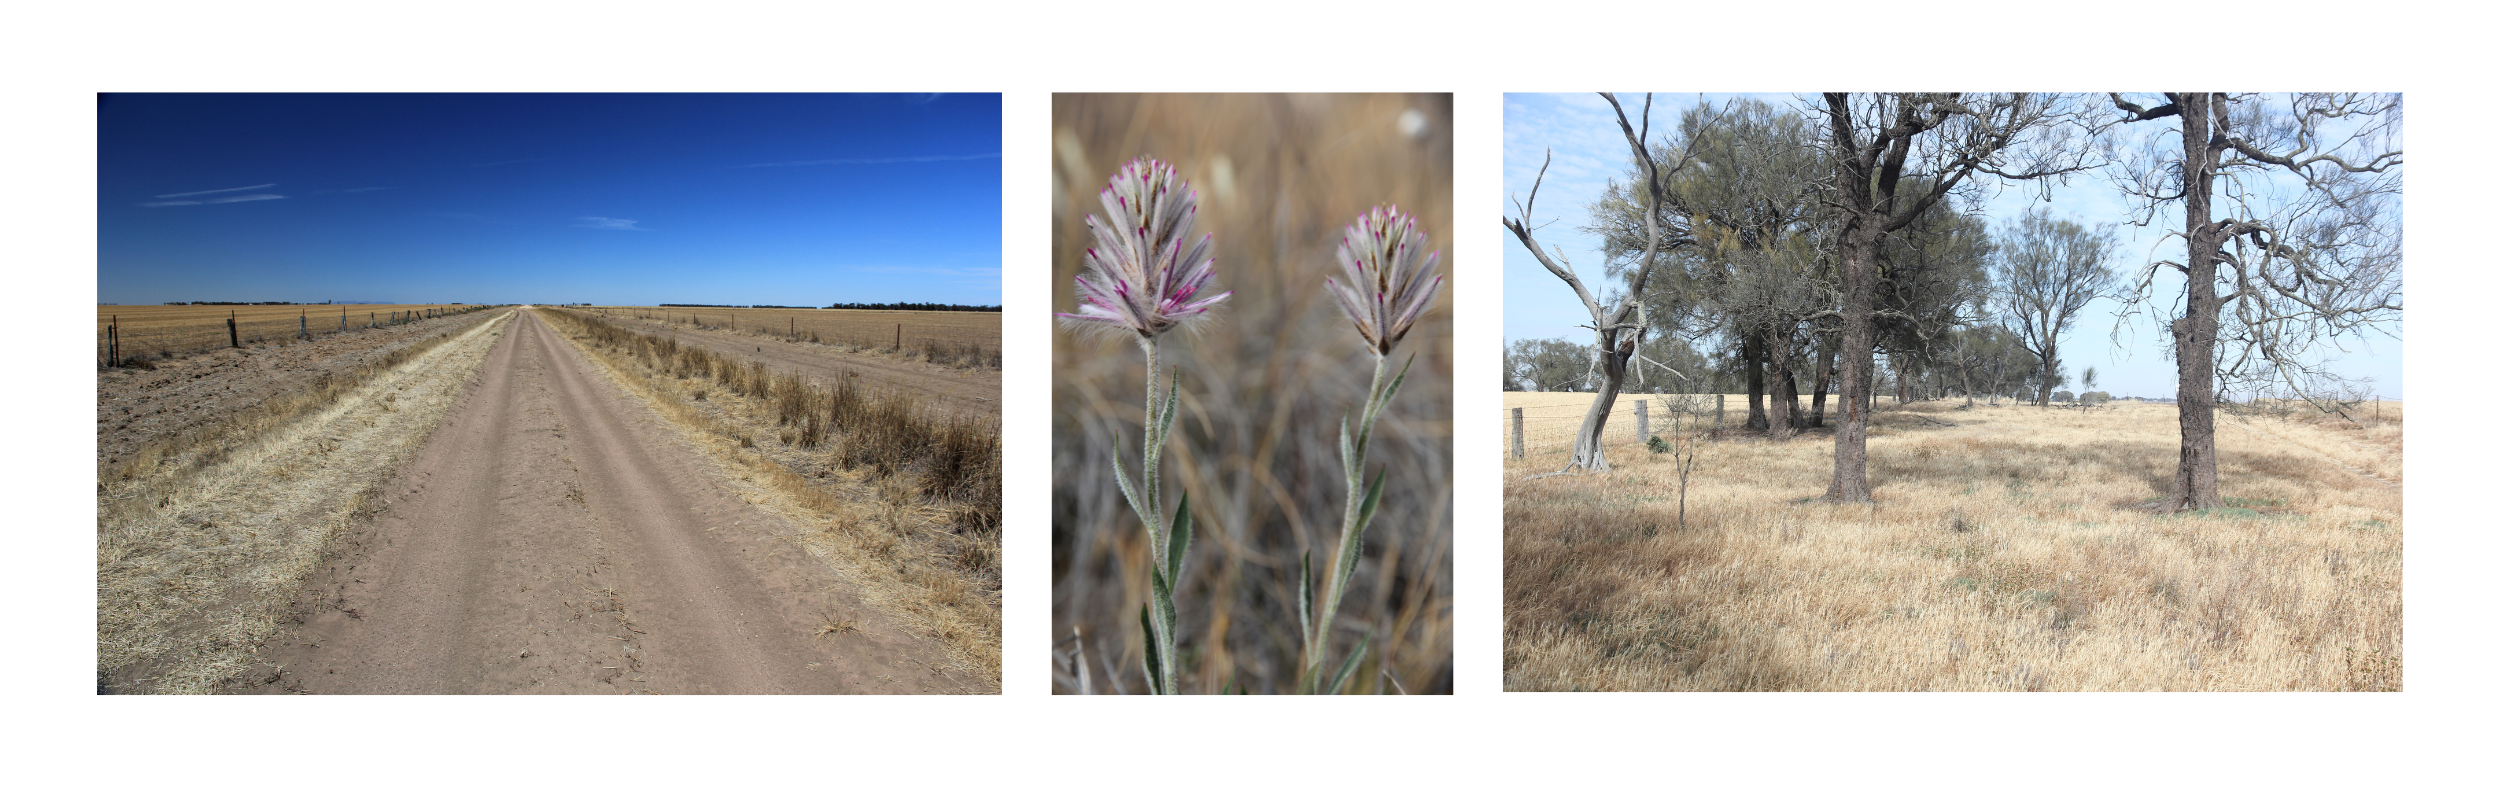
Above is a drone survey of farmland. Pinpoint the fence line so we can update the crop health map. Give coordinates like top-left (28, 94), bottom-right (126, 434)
top-left (99, 305), bottom-right (494, 368)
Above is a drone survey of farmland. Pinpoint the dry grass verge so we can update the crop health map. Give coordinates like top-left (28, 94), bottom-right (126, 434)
top-left (96, 310), bottom-right (516, 693)
top-left (1504, 396), bottom-right (2402, 691)
top-left (582, 306), bottom-right (1001, 371)
top-left (539, 308), bottom-right (1001, 687)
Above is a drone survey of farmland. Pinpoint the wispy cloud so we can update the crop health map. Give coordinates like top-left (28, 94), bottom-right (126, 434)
top-left (140, 193), bottom-right (287, 207)
top-left (846, 264), bottom-right (999, 278)
top-left (735, 152), bottom-right (999, 168)
top-left (574, 216), bottom-right (647, 231)
top-left (154, 183), bottom-right (276, 199)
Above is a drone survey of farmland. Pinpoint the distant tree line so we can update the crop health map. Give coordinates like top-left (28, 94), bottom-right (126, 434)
top-left (822, 302), bottom-right (1002, 312)
top-left (170, 301), bottom-right (310, 306)
top-left (654, 303), bottom-right (999, 312)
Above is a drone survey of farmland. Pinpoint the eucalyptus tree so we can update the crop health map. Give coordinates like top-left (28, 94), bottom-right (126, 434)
top-left (1507, 337), bottom-right (1593, 393)
top-left (2108, 93), bottom-right (2401, 511)
top-left (1587, 97), bottom-right (1831, 439)
top-left (1816, 92), bottom-right (2095, 503)
top-left (1993, 207), bottom-right (2118, 407)
top-left (1505, 93), bottom-right (1716, 472)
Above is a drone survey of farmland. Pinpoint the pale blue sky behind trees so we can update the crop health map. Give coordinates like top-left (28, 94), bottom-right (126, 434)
top-left (1502, 92), bottom-right (2403, 400)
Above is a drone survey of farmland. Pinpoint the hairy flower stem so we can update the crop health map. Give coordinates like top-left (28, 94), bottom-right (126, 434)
top-left (1124, 334), bottom-right (1189, 695)
top-left (1304, 353), bottom-right (1403, 693)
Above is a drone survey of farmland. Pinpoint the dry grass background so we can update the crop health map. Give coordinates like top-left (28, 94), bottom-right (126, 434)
top-left (1505, 394), bottom-right (2403, 691)
top-left (1052, 94), bottom-right (1454, 694)
top-left (98, 304), bottom-right (486, 364)
top-left (583, 305), bottom-right (1001, 369)
top-left (96, 310), bottom-right (515, 693)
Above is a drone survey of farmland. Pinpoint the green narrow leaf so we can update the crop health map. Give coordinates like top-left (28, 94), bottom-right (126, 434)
top-left (1108, 433), bottom-right (1147, 527)
top-left (1296, 550), bottom-right (1315, 649)
top-left (1353, 467), bottom-right (1388, 534)
top-left (1150, 370), bottom-right (1181, 454)
top-left (1167, 492), bottom-right (1193, 587)
top-left (1138, 603), bottom-right (1163, 695)
top-left (1325, 631), bottom-right (1371, 696)
top-left (1338, 414), bottom-right (1357, 469)
top-left (1149, 565), bottom-right (1177, 694)
top-left (1219, 675), bottom-right (1236, 695)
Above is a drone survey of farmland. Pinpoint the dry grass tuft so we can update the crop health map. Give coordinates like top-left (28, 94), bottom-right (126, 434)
top-left (1504, 394), bottom-right (2401, 691)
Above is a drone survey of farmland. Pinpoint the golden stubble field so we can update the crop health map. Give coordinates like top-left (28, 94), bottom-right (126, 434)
top-left (584, 306), bottom-right (999, 357)
top-left (99, 304), bottom-right (484, 360)
top-left (1504, 392), bottom-right (2403, 691)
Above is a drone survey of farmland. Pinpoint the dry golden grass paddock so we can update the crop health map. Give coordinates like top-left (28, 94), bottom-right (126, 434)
top-left (582, 305), bottom-right (999, 367)
top-left (97, 304), bottom-right (481, 362)
top-left (1503, 392), bottom-right (2402, 691)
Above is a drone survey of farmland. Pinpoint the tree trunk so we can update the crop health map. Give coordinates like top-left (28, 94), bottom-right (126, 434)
top-left (1782, 365), bottom-right (1804, 431)
top-left (1827, 222), bottom-right (1878, 503)
top-left (1743, 329), bottom-right (1768, 431)
top-left (1808, 335), bottom-right (1834, 428)
top-left (1571, 337), bottom-right (1632, 471)
top-left (2169, 92), bottom-right (2224, 511)
top-left (1763, 330), bottom-right (1793, 440)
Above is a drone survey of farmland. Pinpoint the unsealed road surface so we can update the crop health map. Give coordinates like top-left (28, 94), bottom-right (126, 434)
top-left (254, 310), bottom-right (974, 693)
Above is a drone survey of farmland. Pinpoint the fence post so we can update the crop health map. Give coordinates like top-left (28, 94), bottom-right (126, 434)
top-left (1715, 394), bottom-right (1724, 426)
top-left (1511, 407), bottom-right (1525, 459)
top-left (108, 318), bottom-right (118, 368)
top-left (1635, 399), bottom-right (1650, 447)
top-left (300, 314), bottom-right (307, 339)
top-left (228, 312), bottom-right (239, 348)
top-left (894, 323), bottom-right (902, 352)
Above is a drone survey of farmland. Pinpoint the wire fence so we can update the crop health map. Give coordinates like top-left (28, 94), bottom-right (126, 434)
top-left (98, 306), bottom-right (493, 368)
top-left (1503, 394), bottom-right (1733, 460)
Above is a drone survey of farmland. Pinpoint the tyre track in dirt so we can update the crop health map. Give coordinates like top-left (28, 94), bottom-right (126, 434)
top-left (251, 309), bottom-right (975, 693)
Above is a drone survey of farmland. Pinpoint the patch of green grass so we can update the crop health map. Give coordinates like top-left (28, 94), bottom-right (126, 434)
top-left (2350, 518), bottom-right (2391, 531)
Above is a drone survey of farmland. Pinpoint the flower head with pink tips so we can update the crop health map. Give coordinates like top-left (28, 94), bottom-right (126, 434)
top-left (1323, 205), bottom-right (1442, 357)
top-left (1059, 158), bottom-right (1230, 340)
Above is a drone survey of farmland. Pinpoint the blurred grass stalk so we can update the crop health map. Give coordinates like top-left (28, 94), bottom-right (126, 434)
top-left (1053, 95), bottom-right (1454, 694)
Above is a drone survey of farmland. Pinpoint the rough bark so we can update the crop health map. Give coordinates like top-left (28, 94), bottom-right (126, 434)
top-left (2170, 93), bottom-right (2224, 511)
top-left (1763, 330), bottom-right (1794, 439)
top-left (1743, 330), bottom-right (1768, 431)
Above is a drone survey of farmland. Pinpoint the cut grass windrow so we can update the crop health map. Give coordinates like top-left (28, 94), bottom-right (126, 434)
top-left (97, 309), bottom-right (517, 693)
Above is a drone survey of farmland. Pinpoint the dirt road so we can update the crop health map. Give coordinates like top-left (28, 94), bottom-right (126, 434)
top-left (251, 309), bottom-right (975, 693)
top-left (625, 319), bottom-right (1000, 419)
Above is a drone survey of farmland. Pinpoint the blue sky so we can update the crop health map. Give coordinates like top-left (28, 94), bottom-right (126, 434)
top-left (1503, 92), bottom-right (2404, 400)
top-left (98, 93), bottom-right (1001, 307)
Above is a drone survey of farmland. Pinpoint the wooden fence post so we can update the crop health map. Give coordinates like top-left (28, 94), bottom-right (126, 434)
top-left (1511, 407), bottom-right (1525, 459)
top-left (894, 323), bottom-right (902, 352)
top-left (299, 314), bottom-right (307, 339)
top-left (107, 317), bottom-right (118, 368)
top-left (228, 312), bottom-right (239, 348)
top-left (1635, 399), bottom-right (1650, 447)
top-left (1715, 394), bottom-right (1724, 426)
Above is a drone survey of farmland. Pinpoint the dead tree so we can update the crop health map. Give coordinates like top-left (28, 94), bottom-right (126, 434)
top-left (1504, 93), bottom-right (1706, 472)
top-left (2108, 93), bottom-right (2401, 512)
